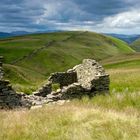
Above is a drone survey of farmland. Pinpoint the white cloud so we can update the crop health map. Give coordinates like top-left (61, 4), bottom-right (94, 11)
top-left (100, 9), bottom-right (140, 28)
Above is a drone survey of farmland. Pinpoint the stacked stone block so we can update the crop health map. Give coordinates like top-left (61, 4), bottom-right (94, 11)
top-left (48, 72), bottom-right (77, 87)
top-left (0, 80), bottom-right (22, 109)
top-left (0, 56), bottom-right (31, 109)
top-left (33, 82), bottom-right (52, 97)
top-left (74, 59), bottom-right (110, 92)
top-left (0, 56), bottom-right (4, 80)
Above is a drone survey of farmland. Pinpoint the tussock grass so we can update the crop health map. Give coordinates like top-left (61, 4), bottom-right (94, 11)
top-left (0, 98), bottom-right (139, 140)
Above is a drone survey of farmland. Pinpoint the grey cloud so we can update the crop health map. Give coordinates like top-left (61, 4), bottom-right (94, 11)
top-left (0, 0), bottom-right (139, 33)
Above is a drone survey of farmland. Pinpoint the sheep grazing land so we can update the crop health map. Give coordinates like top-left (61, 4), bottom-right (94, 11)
top-left (0, 32), bottom-right (140, 140)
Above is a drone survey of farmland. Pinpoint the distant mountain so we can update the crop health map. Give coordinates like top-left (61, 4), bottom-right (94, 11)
top-left (131, 38), bottom-right (140, 52)
top-left (0, 32), bottom-right (12, 38)
top-left (1, 31), bottom-right (140, 43)
top-left (0, 30), bottom-right (63, 39)
top-left (11, 31), bottom-right (31, 36)
top-left (105, 33), bottom-right (140, 44)
top-left (0, 31), bottom-right (31, 38)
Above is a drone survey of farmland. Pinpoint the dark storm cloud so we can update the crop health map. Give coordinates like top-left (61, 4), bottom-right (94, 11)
top-left (73, 0), bottom-right (132, 20)
top-left (0, 0), bottom-right (139, 33)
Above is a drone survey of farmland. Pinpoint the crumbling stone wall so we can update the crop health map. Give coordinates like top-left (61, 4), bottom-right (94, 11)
top-left (48, 72), bottom-right (77, 87)
top-left (73, 59), bottom-right (109, 92)
top-left (0, 57), bottom-right (31, 109)
top-left (35, 59), bottom-right (110, 98)
top-left (33, 82), bottom-right (52, 97)
top-left (0, 80), bottom-right (22, 109)
top-left (0, 56), bottom-right (4, 80)
top-left (0, 56), bottom-right (110, 109)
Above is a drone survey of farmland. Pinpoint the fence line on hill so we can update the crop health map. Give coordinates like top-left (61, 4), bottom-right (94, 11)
top-left (10, 31), bottom-right (87, 65)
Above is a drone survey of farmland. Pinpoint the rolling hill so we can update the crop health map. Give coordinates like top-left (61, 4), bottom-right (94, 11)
top-left (0, 31), bottom-right (140, 139)
top-left (131, 38), bottom-right (140, 51)
top-left (0, 31), bottom-right (135, 92)
top-left (105, 33), bottom-right (140, 44)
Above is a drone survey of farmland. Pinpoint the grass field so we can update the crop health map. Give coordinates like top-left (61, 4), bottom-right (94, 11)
top-left (131, 38), bottom-right (140, 51)
top-left (0, 31), bottom-right (135, 93)
top-left (0, 32), bottom-right (140, 140)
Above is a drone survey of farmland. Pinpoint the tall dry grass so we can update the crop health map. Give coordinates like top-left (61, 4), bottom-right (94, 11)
top-left (0, 101), bottom-right (139, 140)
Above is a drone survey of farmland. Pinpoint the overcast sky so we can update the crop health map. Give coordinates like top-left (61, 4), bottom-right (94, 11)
top-left (0, 0), bottom-right (140, 34)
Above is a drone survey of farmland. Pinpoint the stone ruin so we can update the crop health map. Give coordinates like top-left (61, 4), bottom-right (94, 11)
top-left (34, 59), bottom-right (110, 100)
top-left (0, 57), bottom-right (30, 109)
top-left (0, 57), bottom-right (110, 109)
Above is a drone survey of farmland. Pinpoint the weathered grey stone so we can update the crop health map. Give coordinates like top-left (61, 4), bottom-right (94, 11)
top-left (0, 58), bottom-right (31, 109)
top-left (61, 83), bottom-right (85, 99)
top-left (34, 59), bottom-right (109, 101)
top-left (73, 59), bottom-right (110, 92)
top-left (48, 71), bottom-right (77, 87)
top-left (0, 56), bottom-right (110, 109)
top-left (0, 56), bottom-right (4, 80)
top-left (34, 82), bottom-right (52, 97)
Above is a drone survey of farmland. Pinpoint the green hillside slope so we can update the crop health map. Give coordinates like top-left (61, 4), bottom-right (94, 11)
top-left (102, 53), bottom-right (140, 92)
top-left (0, 31), bottom-right (135, 93)
top-left (131, 38), bottom-right (140, 51)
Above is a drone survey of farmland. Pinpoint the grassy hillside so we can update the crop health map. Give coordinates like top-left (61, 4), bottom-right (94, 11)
top-left (1, 57), bottom-right (140, 139)
top-left (131, 38), bottom-right (140, 51)
top-left (0, 31), bottom-right (133, 65)
top-left (103, 53), bottom-right (140, 92)
top-left (0, 31), bottom-right (134, 92)
top-left (0, 32), bottom-right (140, 140)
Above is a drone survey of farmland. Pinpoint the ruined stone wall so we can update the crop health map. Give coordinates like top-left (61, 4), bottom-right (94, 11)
top-left (0, 56), bottom-right (4, 80)
top-left (0, 57), bottom-right (31, 109)
top-left (0, 80), bottom-right (22, 109)
top-left (48, 72), bottom-right (77, 87)
top-left (74, 59), bottom-right (110, 92)
top-left (33, 82), bottom-right (52, 97)
top-left (34, 59), bottom-right (110, 98)
top-left (0, 57), bottom-right (110, 109)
